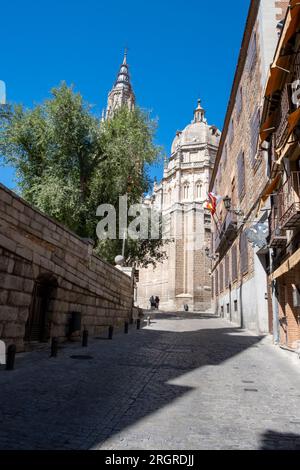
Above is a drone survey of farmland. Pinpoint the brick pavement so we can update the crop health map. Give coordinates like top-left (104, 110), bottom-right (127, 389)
top-left (0, 314), bottom-right (300, 450)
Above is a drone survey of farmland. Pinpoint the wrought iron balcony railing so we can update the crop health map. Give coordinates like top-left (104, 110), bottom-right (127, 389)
top-left (269, 203), bottom-right (287, 248)
top-left (277, 171), bottom-right (300, 230)
top-left (214, 212), bottom-right (238, 256)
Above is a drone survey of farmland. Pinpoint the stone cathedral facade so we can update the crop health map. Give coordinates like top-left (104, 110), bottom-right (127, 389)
top-left (104, 53), bottom-right (221, 312)
top-left (137, 100), bottom-right (221, 312)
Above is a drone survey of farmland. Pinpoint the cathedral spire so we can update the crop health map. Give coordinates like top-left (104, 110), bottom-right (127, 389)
top-left (105, 51), bottom-right (135, 120)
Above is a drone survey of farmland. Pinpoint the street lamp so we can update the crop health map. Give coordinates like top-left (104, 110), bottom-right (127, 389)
top-left (223, 195), bottom-right (244, 217)
top-left (223, 195), bottom-right (232, 211)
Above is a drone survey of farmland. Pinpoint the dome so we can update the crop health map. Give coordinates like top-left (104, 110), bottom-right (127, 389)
top-left (171, 100), bottom-right (221, 154)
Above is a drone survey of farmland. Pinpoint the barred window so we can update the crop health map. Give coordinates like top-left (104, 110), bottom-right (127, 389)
top-left (248, 32), bottom-right (257, 74)
top-left (237, 151), bottom-right (245, 200)
top-left (219, 262), bottom-right (224, 292)
top-left (240, 231), bottom-right (249, 275)
top-left (225, 254), bottom-right (230, 288)
top-left (232, 245), bottom-right (238, 281)
top-left (250, 108), bottom-right (260, 164)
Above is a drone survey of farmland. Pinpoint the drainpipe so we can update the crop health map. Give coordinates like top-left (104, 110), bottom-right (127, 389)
top-left (270, 248), bottom-right (280, 344)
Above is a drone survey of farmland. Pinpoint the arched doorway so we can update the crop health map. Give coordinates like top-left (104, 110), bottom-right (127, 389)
top-left (24, 274), bottom-right (57, 343)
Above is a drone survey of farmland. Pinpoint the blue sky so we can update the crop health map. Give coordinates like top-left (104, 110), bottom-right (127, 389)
top-left (0, 0), bottom-right (250, 190)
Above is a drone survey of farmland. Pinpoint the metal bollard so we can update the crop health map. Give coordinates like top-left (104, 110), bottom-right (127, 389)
top-left (6, 344), bottom-right (16, 370)
top-left (50, 337), bottom-right (58, 358)
top-left (124, 322), bottom-right (129, 334)
top-left (82, 329), bottom-right (88, 347)
top-left (137, 318), bottom-right (141, 330)
top-left (108, 325), bottom-right (114, 340)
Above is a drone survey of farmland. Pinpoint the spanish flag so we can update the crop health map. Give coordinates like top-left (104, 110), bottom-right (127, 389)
top-left (204, 192), bottom-right (222, 216)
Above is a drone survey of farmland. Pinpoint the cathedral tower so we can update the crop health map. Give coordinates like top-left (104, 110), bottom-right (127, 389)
top-left (105, 51), bottom-right (135, 120)
top-left (137, 99), bottom-right (221, 312)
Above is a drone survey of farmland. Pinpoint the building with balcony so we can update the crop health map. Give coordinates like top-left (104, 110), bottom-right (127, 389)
top-left (260, 0), bottom-right (300, 350)
top-left (210, 0), bottom-right (289, 333)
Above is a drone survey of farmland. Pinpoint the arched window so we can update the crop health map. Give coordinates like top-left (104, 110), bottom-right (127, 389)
top-left (183, 183), bottom-right (189, 200)
top-left (168, 188), bottom-right (172, 206)
top-left (196, 182), bottom-right (202, 199)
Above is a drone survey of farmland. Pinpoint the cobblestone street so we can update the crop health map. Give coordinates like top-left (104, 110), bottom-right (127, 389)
top-left (1, 314), bottom-right (300, 450)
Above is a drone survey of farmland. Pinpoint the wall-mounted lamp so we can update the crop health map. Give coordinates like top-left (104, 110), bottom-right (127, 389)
top-left (205, 247), bottom-right (219, 261)
top-left (223, 195), bottom-right (244, 217)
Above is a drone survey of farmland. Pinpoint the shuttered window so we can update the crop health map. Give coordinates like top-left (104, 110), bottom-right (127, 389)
top-left (248, 32), bottom-right (257, 74)
top-left (236, 87), bottom-right (243, 119)
top-left (232, 245), bottom-right (238, 281)
top-left (223, 144), bottom-right (228, 168)
top-left (215, 269), bottom-right (219, 295)
top-left (229, 119), bottom-right (234, 147)
top-left (240, 231), bottom-right (249, 275)
top-left (225, 254), bottom-right (230, 288)
top-left (219, 262), bottom-right (224, 293)
top-left (250, 108), bottom-right (260, 165)
top-left (237, 151), bottom-right (245, 200)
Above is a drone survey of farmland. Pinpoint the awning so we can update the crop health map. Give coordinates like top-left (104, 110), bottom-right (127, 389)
top-left (260, 113), bottom-right (277, 141)
top-left (265, 63), bottom-right (290, 97)
top-left (260, 2), bottom-right (300, 131)
top-left (275, 2), bottom-right (300, 54)
top-left (261, 174), bottom-right (282, 203)
top-left (256, 174), bottom-right (282, 215)
top-left (270, 246), bottom-right (300, 281)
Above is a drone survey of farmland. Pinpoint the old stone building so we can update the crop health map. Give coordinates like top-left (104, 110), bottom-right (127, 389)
top-left (137, 100), bottom-right (221, 312)
top-left (0, 184), bottom-right (135, 352)
top-left (210, 0), bottom-right (289, 333)
top-left (260, 0), bottom-right (300, 349)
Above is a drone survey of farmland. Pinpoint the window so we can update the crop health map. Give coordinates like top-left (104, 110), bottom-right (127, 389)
top-left (215, 269), bottom-right (219, 296)
top-left (223, 144), bottom-right (228, 168)
top-left (232, 245), bottom-right (238, 281)
top-left (229, 119), bottom-right (234, 147)
top-left (236, 87), bottom-right (243, 119)
top-left (183, 183), bottom-right (189, 200)
top-left (219, 262), bottom-right (224, 292)
top-left (227, 303), bottom-right (230, 314)
top-left (234, 300), bottom-right (238, 312)
top-left (196, 182), bottom-right (202, 199)
top-left (248, 32), bottom-right (257, 74)
top-left (240, 231), bottom-right (249, 275)
top-left (225, 254), bottom-right (230, 288)
top-left (237, 151), bottom-right (245, 200)
top-left (250, 108), bottom-right (260, 165)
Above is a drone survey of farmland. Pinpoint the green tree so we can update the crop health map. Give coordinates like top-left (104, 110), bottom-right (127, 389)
top-left (0, 83), bottom-right (167, 267)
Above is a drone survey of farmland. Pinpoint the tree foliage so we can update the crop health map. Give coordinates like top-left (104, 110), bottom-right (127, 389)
top-left (0, 83), bottom-right (166, 267)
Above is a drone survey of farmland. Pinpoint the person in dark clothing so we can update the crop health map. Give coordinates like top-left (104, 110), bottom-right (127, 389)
top-left (155, 296), bottom-right (160, 310)
top-left (149, 295), bottom-right (155, 310)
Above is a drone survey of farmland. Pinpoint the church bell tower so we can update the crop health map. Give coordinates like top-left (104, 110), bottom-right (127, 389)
top-left (105, 50), bottom-right (135, 120)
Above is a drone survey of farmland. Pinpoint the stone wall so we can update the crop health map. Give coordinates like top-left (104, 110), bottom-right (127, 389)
top-left (0, 183), bottom-right (134, 351)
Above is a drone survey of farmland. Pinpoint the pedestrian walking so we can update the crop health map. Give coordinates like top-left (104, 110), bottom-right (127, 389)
top-left (149, 295), bottom-right (155, 310)
top-left (155, 296), bottom-right (160, 310)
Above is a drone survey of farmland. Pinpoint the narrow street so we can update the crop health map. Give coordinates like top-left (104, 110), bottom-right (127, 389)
top-left (1, 314), bottom-right (300, 450)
